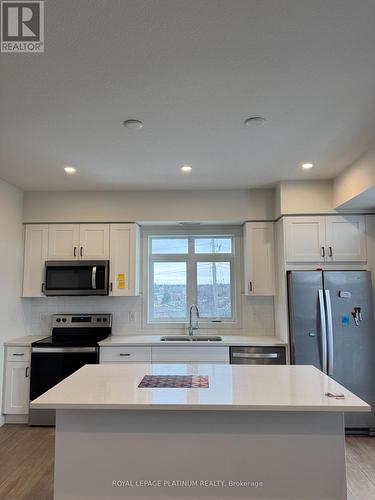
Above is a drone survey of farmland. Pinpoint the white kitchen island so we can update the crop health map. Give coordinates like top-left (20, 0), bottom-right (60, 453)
top-left (31, 364), bottom-right (370, 500)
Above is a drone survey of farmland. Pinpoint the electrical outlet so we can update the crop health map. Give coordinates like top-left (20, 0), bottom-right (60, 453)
top-left (39, 313), bottom-right (48, 323)
top-left (128, 311), bottom-right (137, 323)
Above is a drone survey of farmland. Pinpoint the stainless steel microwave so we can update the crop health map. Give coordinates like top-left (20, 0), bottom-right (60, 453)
top-left (43, 261), bottom-right (109, 296)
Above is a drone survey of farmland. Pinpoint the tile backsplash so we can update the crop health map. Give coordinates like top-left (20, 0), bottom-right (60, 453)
top-left (21, 295), bottom-right (275, 337)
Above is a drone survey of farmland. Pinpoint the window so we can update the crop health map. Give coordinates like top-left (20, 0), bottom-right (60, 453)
top-left (146, 231), bottom-right (237, 324)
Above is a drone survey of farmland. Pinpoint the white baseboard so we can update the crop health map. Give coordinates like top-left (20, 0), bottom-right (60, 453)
top-left (4, 414), bottom-right (28, 424)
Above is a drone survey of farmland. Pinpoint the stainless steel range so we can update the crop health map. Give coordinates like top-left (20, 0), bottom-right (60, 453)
top-left (29, 313), bottom-right (112, 425)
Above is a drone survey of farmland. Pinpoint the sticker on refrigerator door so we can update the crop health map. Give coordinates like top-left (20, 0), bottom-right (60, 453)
top-left (339, 291), bottom-right (351, 299)
top-left (117, 273), bottom-right (125, 289)
top-left (351, 307), bottom-right (362, 326)
top-left (341, 315), bottom-right (350, 326)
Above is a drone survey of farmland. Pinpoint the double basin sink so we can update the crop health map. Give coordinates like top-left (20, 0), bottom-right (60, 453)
top-left (160, 335), bottom-right (222, 342)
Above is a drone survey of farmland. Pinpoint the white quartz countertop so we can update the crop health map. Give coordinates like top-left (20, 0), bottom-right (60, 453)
top-left (98, 335), bottom-right (286, 347)
top-left (4, 335), bottom-right (47, 347)
top-left (30, 364), bottom-right (370, 412)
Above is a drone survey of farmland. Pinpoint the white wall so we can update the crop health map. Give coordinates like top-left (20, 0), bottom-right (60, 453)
top-left (21, 295), bottom-right (275, 338)
top-left (23, 189), bottom-right (275, 223)
top-left (0, 179), bottom-right (26, 416)
top-left (276, 180), bottom-right (335, 217)
top-left (334, 146), bottom-right (375, 209)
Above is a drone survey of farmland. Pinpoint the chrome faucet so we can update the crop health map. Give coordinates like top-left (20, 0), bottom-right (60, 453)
top-left (188, 304), bottom-right (200, 337)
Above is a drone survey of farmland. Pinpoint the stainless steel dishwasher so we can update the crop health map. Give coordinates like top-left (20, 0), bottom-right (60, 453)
top-left (230, 346), bottom-right (286, 364)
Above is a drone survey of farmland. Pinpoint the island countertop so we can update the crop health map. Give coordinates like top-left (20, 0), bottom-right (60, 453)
top-left (30, 363), bottom-right (370, 412)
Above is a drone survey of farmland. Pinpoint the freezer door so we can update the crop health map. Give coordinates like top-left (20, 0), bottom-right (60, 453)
top-left (288, 271), bottom-right (325, 371)
top-left (323, 271), bottom-right (375, 430)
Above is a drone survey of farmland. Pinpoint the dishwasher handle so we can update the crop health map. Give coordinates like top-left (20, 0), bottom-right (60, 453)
top-left (232, 352), bottom-right (279, 359)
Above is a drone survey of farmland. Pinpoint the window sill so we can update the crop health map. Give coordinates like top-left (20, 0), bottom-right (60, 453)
top-left (143, 321), bottom-right (242, 331)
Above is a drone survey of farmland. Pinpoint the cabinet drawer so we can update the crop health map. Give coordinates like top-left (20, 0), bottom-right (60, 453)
top-left (6, 347), bottom-right (31, 362)
top-left (99, 346), bottom-right (151, 363)
top-left (152, 346), bottom-right (229, 363)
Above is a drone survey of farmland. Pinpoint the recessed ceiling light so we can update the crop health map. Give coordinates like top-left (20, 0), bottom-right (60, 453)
top-left (181, 164), bottom-right (192, 173)
top-left (244, 116), bottom-right (266, 127)
top-left (301, 163), bottom-right (314, 170)
top-left (123, 119), bottom-right (144, 130)
top-left (64, 166), bottom-right (76, 174)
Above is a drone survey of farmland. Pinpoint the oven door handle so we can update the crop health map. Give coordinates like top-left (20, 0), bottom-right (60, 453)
top-left (32, 347), bottom-right (97, 353)
top-left (92, 266), bottom-right (97, 290)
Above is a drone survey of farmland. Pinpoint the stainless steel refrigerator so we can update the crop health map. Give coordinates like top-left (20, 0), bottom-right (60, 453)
top-left (288, 270), bottom-right (375, 433)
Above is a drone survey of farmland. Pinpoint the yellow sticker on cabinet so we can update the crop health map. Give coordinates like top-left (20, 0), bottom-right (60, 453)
top-left (117, 273), bottom-right (125, 289)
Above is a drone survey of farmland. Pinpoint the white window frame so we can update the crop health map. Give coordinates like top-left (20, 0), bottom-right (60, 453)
top-left (142, 226), bottom-right (242, 331)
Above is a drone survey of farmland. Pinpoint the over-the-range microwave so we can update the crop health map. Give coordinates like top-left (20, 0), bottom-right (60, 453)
top-left (43, 260), bottom-right (109, 296)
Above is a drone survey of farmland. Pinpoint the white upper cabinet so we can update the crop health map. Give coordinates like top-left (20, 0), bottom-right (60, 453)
top-left (285, 215), bottom-right (367, 263)
top-left (23, 224), bottom-right (48, 297)
top-left (110, 224), bottom-right (140, 296)
top-left (285, 217), bottom-right (326, 263)
top-left (79, 224), bottom-right (110, 260)
top-left (48, 224), bottom-right (80, 260)
top-left (47, 224), bottom-right (109, 260)
top-left (325, 216), bottom-right (367, 262)
top-left (243, 222), bottom-right (275, 296)
top-left (23, 222), bottom-right (140, 297)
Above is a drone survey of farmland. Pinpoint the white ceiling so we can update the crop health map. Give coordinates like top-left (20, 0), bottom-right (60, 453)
top-left (1, 0), bottom-right (375, 191)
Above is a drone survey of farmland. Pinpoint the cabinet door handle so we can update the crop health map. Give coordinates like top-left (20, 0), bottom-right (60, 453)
top-left (25, 366), bottom-right (29, 378)
top-left (74, 246), bottom-right (77, 257)
top-left (328, 246), bottom-right (333, 257)
top-left (41, 283), bottom-right (45, 294)
top-left (110, 282), bottom-right (113, 293)
top-left (80, 247), bottom-right (83, 257)
top-left (321, 246), bottom-right (325, 258)
top-left (13, 353), bottom-right (25, 356)
top-left (248, 281), bottom-right (253, 293)
top-left (119, 353), bottom-right (131, 357)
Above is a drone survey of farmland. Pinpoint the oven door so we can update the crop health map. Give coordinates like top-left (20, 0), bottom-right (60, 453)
top-left (44, 260), bottom-right (109, 296)
top-left (29, 347), bottom-right (99, 425)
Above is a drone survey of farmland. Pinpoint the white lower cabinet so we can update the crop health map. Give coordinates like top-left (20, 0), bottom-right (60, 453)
top-left (99, 346), bottom-right (151, 363)
top-left (152, 346), bottom-right (229, 363)
top-left (99, 346), bottom-right (230, 364)
top-left (4, 359), bottom-right (30, 415)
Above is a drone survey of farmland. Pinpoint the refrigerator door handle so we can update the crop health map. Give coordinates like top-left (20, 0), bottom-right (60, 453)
top-left (325, 289), bottom-right (334, 376)
top-left (318, 289), bottom-right (328, 374)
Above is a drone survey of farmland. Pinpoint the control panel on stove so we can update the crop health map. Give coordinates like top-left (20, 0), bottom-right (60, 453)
top-left (52, 314), bottom-right (112, 328)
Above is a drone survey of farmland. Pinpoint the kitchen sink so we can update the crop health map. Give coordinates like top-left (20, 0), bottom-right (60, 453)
top-left (160, 335), bottom-right (222, 342)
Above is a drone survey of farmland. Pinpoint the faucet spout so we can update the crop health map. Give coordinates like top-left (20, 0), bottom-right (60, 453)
top-left (188, 304), bottom-right (200, 337)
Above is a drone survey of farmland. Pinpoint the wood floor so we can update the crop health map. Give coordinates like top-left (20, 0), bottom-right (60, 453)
top-left (0, 426), bottom-right (374, 499)
top-left (346, 436), bottom-right (375, 500)
top-left (0, 425), bottom-right (54, 500)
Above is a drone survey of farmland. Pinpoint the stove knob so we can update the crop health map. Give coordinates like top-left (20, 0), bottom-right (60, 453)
top-left (103, 317), bottom-right (107, 322)
top-left (62, 318), bottom-right (67, 323)
top-left (97, 318), bottom-right (101, 322)
top-left (56, 318), bottom-right (61, 323)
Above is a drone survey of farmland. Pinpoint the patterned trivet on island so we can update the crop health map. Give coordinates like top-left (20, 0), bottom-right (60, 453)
top-left (138, 375), bottom-right (209, 388)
